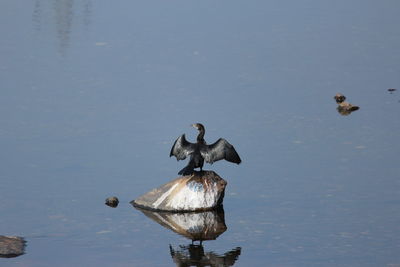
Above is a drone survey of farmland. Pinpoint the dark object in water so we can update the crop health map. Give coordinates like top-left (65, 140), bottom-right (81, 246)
top-left (170, 123), bottom-right (241, 175)
top-left (131, 171), bottom-right (227, 212)
top-left (388, 88), bottom-right (397, 93)
top-left (334, 93), bottom-right (359, 116)
top-left (105, 196), bottom-right (119, 208)
top-left (0, 236), bottom-right (26, 258)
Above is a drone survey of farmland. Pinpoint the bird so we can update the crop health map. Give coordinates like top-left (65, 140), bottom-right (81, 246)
top-left (170, 123), bottom-right (241, 175)
top-left (334, 93), bottom-right (359, 115)
top-left (334, 93), bottom-right (347, 104)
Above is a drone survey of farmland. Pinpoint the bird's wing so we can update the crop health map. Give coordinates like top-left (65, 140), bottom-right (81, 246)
top-left (200, 138), bottom-right (241, 164)
top-left (170, 134), bottom-right (196, 160)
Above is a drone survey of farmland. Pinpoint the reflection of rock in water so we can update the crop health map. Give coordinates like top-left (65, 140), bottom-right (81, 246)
top-left (132, 171), bottom-right (227, 212)
top-left (334, 93), bottom-right (359, 116)
top-left (135, 206), bottom-right (227, 242)
top-left (170, 244), bottom-right (241, 267)
top-left (134, 204), bottom-right (242, 266)
top-left (0, 236), bottom-right (26, 258)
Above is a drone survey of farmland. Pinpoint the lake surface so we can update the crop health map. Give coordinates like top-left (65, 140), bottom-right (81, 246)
top-left (1, 0), bottom-right (400, 266)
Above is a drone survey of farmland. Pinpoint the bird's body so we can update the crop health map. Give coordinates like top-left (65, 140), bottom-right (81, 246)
top-left (170, 123), bottom-right (241, 175)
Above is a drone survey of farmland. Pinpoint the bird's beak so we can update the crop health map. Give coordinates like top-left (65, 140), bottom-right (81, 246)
top-left (190, 124), bottom-right (196, 128)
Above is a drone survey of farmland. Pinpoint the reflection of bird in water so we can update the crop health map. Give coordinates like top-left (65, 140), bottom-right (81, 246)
top-left (334, 93), bottom-right (359, 116)
top-left (170, 244), bottom-right (241, 267)
top-left (170, 123), bottom-right (241, 175)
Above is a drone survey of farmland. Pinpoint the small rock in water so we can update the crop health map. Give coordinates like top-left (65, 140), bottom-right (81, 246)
top-left (0, 236), bottom-right (26, 258)
top-left (131, 171), bottom-right (227, 212)
top-left (105, 196), bottom-right (119, 208)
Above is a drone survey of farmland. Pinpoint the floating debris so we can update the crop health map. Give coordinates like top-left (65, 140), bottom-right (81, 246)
top-left (131, 171), bottom-right (227, 212)
top-left (105, 196), bottom-right (119, 208)
top-left (388, 88), bottom-right (397, 93)
top-left (0, 236), bottom-right (26, 258)
top-left (334, 93), bottom-right (359, 116)
top-left (96, 230), bottom-right (112, 235)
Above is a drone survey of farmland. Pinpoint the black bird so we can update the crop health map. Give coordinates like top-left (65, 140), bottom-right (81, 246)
top-left (170, 123), bottom-right (241, 175)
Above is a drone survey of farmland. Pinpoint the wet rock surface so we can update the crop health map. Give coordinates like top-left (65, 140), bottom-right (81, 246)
top-left (0, 236), bottom-right (26, 258)
top-left (131, 171), bottom-right (227, 212)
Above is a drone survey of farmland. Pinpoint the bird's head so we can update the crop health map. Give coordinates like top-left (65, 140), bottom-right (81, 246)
top-left (191, 123), bottom-right (205, 132)
top-left (334, 93), bottom-right (346, 103)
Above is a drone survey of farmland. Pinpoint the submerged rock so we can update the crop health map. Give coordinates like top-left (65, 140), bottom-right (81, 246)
top-left (135, 206), bottom-right (227, 241)
top-left (0, 236), bottom-right (26, 258)
top-left (131, 171), bottom-right (227, 212)
top-left (105, 196), bottom-right (119, 208)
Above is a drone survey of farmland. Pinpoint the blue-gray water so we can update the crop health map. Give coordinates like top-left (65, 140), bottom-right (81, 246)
top-left (1, 1), bottom-right (400, 266)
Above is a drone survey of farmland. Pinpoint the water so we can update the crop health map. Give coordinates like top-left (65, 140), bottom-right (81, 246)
top-left (1, 0), bottom-right (400, 266)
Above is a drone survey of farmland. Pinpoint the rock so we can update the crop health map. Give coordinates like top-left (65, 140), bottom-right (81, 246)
top-left (105, 196), bottom-right (119, 208)
top-left (0, 236), bottom-right (26, 258)
top-left (131, 171), bottom-right (227, 212)
top-left (135, 206), bottom-right (227, 241)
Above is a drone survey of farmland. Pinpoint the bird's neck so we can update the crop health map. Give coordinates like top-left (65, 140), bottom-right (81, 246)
top-left (197, 130), bottom-right (205, 143)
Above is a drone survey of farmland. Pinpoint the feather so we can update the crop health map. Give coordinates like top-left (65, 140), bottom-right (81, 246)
top-left (170, 134), bottom-right (196, 160)
top-left (200, 138), bottom-right (241, 164)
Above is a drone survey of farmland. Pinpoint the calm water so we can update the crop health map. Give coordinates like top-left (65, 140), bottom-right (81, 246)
top-left (1, 0), bottom-right (400, 266)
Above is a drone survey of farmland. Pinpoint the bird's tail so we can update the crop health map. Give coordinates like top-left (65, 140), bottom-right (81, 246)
top-left (178, 165), bottom-right (194, 176)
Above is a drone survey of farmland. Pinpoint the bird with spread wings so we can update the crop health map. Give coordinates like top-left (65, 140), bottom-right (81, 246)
top-left (170, 123), bottom-right (241, 175)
